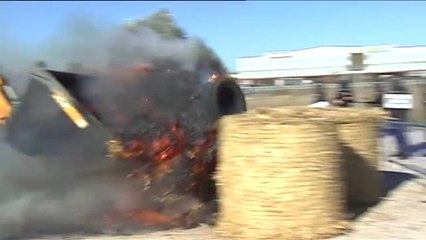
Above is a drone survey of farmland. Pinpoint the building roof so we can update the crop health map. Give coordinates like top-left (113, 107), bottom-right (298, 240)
top-left (235, 45), bottom-right (426, 79)
top-left (237, 44), bottom-right (426, 59)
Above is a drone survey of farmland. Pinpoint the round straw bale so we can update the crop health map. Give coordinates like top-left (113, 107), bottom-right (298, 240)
top-left (215, 108), bottom-right (348, 240)
top-left (314, 107), bottom-right (388, 205)
top-left (295, 107), bottom-right (389, 204)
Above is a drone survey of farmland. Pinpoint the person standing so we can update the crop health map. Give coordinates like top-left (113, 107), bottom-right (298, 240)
top-left (366, 83), bottom-right (385, 108)
top-left (330, 89), bottom-right (354, 107)
top-left (311, 83), bottom-right (327, 104)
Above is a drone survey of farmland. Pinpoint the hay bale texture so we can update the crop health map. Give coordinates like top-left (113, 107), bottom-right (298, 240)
top-left (307, 107), bottom-right (389, 205)
top-left (215, 108), bottom-right (348, 240)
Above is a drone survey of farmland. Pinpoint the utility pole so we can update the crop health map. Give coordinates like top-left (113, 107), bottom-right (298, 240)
top-left (350, 53), bottom-right (365, 107)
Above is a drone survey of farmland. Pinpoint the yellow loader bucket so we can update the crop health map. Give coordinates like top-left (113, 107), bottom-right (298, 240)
top-left (5, 69), bottom-right (108, 156)
top-left (0, 76), bottom-right (12, 124)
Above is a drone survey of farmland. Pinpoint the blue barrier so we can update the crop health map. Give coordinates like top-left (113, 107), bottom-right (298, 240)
top-left (382, 120), bottom-right (426, 159)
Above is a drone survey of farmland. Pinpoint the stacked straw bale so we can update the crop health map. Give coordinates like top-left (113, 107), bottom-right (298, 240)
top-left (215, 108), bottom-right (349, 240)
top-left (306, 107), bottom-right (389, 205)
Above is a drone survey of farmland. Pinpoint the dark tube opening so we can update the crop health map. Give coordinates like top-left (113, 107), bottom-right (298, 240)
top-left (215, 80), bottom-right (247, 116)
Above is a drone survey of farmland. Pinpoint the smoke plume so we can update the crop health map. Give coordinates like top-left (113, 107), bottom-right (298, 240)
top-left (0, 12), bottom-right (225, 239)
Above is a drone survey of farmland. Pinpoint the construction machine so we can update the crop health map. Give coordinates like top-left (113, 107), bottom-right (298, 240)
top-left (0, 65), bottom-right (248, 230)
top-left (4, 67), bottom-right (247, 157)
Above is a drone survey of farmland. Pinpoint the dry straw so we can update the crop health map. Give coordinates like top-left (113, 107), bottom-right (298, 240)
top-left (306, 107), bottom-right (389, 205)
top-left (215, 108), bottom-right (349, 240)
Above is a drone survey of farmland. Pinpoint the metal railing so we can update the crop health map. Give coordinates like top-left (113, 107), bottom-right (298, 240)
top-left (241, 79), bottom-right (425, 95)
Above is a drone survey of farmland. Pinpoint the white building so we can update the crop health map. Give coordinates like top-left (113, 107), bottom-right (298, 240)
top-left (232, 45), bottom-right (426, 85)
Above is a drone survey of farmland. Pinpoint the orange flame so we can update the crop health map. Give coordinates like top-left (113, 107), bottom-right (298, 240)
top-left (121, 209), bottom-right (176, 225)
top-left (104, 91), bottom-right (217, 228)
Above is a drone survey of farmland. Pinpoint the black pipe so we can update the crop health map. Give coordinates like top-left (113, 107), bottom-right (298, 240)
top-left (198, 79), bottom-right (247, 124)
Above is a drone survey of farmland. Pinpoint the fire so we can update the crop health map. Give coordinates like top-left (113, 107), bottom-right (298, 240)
top-left (121, 140), bottom-right (144, 159)
top-left (118, 122), bottom-right (187, 166)
top-left (98, 63), bottom-right (222, 230)
top-left (121, 209), bottom-right (177, 225)
top-left (105, 113), bottom-right (217, 227)
top-left (102, 208), bottom-right (181, 228)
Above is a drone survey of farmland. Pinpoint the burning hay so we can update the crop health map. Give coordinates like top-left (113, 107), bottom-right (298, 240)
top-left (1, 69), bottom-right (223, 236)
top-left (215, 108), bottom-right (349, 240)
top-left (87, 63), bottom-right (246, 229)
top-left (103, 121), bottom-right (220, 229)
top-left (0, 15), bottom-right (247, 238)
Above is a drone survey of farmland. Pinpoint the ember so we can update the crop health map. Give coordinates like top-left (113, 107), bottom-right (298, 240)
top-left (105, 118), bottom-right (218, 227)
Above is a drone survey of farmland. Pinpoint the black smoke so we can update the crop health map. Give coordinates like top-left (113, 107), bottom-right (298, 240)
top-left (0, 14), bottom-right (226, 239)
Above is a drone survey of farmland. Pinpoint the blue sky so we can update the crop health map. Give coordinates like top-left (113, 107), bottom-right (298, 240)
top-left (1, 1), bottom-right (425, 71)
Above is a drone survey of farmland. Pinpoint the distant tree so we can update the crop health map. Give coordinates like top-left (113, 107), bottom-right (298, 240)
top-left (126, 9), bottom-right (228, 73)
top-left (129, 9), bottom-right (186, 39)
